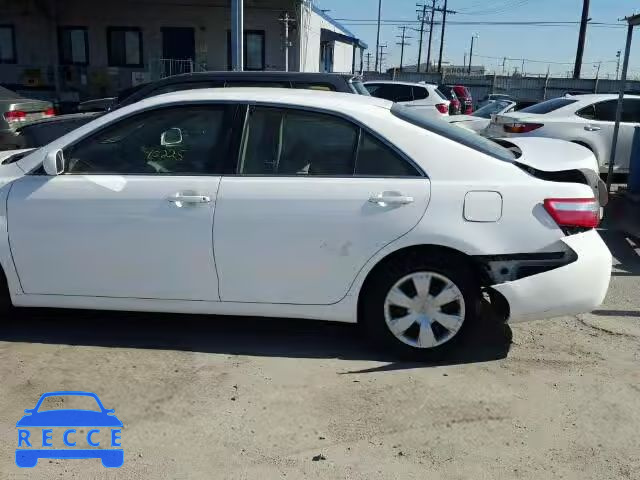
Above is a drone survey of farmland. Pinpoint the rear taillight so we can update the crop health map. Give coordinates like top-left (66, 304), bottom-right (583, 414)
top-left (543, 198), bottom-right (599, 229)
top-left (43, 107), bottom-right (56, 117)
top-left (504, 122), bottom-right (543, 134)
top-left (436, 103), bottom-right (449, 114)
top-left (4, 110), bottom-right (26, 122)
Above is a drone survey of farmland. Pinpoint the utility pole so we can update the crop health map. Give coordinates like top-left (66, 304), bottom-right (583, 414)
top-left (437, 0), bottom-right (456, 73)
top-left (416, 3), bottom-right (427, 72)
top-left (365, 52), bottom-right (372, 72)
top-left (463, 52), bottom-right (466, 69)
top-left (502, 56), bottom-right (506, 75)
top-left (615, 50), bottom-right (621, 80)
top-left (521, 58), bottom-right (525, 76)
top-left (279, 12), bottom-right (295, 72)
top-left (426, 0), bottom-right (436, 72)
top-left (468, 33), bottom-right (478, 74)
top-left (396, 26), bottom-right (412, 72)
top-left (378, 43), bottom-right (388, 73)
top-left (573, 0), bottom-right (590, 78)
top-left (374, 0), bottom-right (382, 72)
top-left (231, 0), bottom-right (244, 71)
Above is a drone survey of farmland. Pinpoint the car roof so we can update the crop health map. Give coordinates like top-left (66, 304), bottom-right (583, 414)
top-left (138, 87), bottom-right (391, 112)
top-left (566, 93), bottom-right (640, 101)
top-left (153, 71), bottom-right (358, 83)
top-left (364, 80), bottom-right (438, 88)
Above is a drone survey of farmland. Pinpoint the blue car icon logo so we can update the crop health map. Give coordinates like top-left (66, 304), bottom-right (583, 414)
top-left (16, 391), bottom-right (123, 468)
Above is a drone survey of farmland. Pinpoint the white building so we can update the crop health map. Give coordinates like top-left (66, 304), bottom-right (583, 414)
top-left (0, 0), bottom-right (366, 100)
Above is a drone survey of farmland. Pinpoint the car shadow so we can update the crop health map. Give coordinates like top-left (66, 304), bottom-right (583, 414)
top-left (0, 307), bottom-right (512, 368)
top-left (598, 228), bottom-right (640, 276)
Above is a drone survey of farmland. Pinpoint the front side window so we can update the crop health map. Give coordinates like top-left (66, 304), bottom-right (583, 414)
top-left (58, 27), bottom-right (88, 65)
top-left (621, 99), bottom-right (640, 123)
top-left (240, 107), bottom-right (357, 175)
top-left (63, 105), bottom-right (235, 175)
top-left (0, 25), bottom-right (16, 63)
top-left (108, 27), bottom-right (143, 67)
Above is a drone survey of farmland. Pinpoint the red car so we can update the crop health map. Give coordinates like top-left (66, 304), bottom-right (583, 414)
top-left (451, 85), bottom-right (473, 114)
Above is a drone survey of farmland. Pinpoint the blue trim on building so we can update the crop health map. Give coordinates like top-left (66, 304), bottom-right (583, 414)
top-left (311, 4), bottom-right (368, 49)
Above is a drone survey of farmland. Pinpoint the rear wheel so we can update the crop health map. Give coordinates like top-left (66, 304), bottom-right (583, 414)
top-left (361, 253), bottom-right (481, 361)
top-left (0, 268), bottom-right (13, 313)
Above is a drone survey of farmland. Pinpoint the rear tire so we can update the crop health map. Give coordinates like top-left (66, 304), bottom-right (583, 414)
top-left (0, 268), bottom-right (13, 313)
top-left (360, 252), bottom-right (481, 361)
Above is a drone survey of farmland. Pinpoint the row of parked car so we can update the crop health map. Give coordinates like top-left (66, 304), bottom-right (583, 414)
top-left (0, 70), bottom-right (612, 361)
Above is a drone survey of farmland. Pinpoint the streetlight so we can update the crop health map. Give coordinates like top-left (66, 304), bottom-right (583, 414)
top-left (468, 33), bottom-right (479, 75)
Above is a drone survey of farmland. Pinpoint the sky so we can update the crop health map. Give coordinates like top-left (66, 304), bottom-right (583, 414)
top-left (313, 0), bottom-right (640, 78)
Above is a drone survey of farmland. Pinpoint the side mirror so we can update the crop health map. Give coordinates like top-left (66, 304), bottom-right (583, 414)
top-left (43, 149), bottom-right (65, 176)
top-left (161, 127), bottom-right (183, 146)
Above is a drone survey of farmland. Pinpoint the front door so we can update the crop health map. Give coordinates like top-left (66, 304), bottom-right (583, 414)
top-left (8, 103), bottom-right (238, 300)
top-left (214, 106), bottom-right (430, 305)
top-left (162, 27), bottom-right (195, 61)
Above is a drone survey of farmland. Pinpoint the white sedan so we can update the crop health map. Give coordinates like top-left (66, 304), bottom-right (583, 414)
top-left (0, 88), bottom-right (611, 360)
top-left (484, 94), bottom-right (640, 173)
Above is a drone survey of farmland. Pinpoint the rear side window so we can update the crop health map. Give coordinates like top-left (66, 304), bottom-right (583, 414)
top-left (622, 99), bottom-right (640, 122)
top-left (292, 83), bottom-right (336, 91)
top-left (366, 84), bottom-right (413, 102)
top-left (520, 98), bottom-right (577, 114)
top-left (240, 107), bottom-right (357, 175)
top-left (411, 86), bottom-right (428, 100)
top-left (355, 132), bottom-right (420, 176)
top-left (239, 106), bottom-right (421, 177)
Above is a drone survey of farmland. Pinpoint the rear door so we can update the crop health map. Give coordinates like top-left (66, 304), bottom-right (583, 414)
top-left (214, 105), bottom-right (430, 304)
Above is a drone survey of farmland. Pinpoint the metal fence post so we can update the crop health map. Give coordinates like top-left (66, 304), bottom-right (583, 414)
top-left (231, 0), bottom-right (244, 71)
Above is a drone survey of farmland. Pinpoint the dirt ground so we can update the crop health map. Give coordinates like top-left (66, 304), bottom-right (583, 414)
top-left (1, 228), bottom-right (639, 480)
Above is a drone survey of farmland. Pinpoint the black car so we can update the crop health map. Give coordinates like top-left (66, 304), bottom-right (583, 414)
top-left (115, 71), bottom-right (369, 109)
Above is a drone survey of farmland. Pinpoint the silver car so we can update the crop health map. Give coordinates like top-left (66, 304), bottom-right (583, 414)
top-left (0, 86), bottom-right (55, 150)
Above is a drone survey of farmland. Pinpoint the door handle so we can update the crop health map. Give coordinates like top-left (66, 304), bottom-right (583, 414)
top-left (167, 194), bottom-right (211, 205)
top-left (369, 192), bottom-right (414, 206)
top-left (584, 125), bottom-right (601, 131)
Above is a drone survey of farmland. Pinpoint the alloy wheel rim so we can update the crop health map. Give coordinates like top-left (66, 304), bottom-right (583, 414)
top-left (383, 271), bottom-right (466, 349)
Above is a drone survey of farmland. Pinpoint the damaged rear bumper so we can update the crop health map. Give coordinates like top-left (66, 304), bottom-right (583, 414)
top-left (479, 229), bottom-right (612, 323)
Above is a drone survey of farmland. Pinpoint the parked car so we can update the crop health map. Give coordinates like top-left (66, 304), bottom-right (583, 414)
top-left (364, 81), bottom-right (450, 117)
top-left (447, 99), bottom-right (537, 133)
top-left (0, 88), bottom-right (611, 360)
top-left (438, 85), bottom-right (462, 115)
top-left (451, 85), bottom-right (473, 114)
top-left (484, 94), bottom-right (640, 173)
top-left (115, 71), bottom-right (369, 110)
top-left (0, 86), bottom-right (56, 150)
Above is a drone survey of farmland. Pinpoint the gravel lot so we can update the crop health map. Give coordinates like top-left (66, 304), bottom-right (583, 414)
top-left (1, 228), bottom-right (638, 480)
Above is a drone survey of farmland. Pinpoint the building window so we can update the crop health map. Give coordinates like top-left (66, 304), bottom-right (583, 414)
top-left (107, 27), bottom-right (143, 67)
top-left (58, 27), bottom-right (88, 65)
top-left (226, 30), bottom-right (265, 71)
top-left (0, 25), bottom-right (17, 64)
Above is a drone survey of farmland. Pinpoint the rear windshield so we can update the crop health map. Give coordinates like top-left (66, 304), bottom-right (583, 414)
top-left (350, 79), bottom-right (370, 96)
top-left (519, 98), bottom-right (577, 114)
top-left (391, 103), bottom-right (514, 161)
top-left (472, 100), bottom-right (513, 118)
top-left (434, 88), bottom-right (448, 101)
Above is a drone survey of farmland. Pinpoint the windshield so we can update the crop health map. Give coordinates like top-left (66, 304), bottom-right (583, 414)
top-left (391, 103), bottom-right (514, 161)
top-left (350, 79), bottom-right (370, 96)
top-left (519, 97), bottom-right (577, 114)
top-left (36, 394), bottom-right (102, 412)
top-left (472, 100), bottom-right (513, 118)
